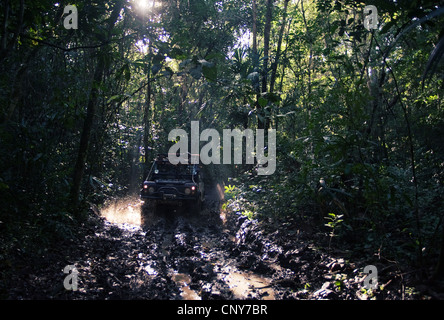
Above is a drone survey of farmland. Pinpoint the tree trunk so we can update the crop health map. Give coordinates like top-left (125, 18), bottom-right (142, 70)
top-left (252, 0), bottom-right (258, 64)
top-left (143, 42), bottom-right (153, 177)
top-left (251, 0), bottom-right (261, 130)
top-left (70, 55), bottom-right (105, 208)
top-left (269, 0), bottom-right (289, 94)
top-left (269, 0), bottom-right (289, 130)
top-left (0, 0), bottom-right (24, 63)
top-left (261, 0), bottom-right (273, 94)
top-left (70, 1), bottom-right (125, 210)
top-left (259, 0), bottom-right (274, 130)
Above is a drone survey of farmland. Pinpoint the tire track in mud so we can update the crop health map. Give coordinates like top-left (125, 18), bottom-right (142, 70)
top-left (97, 183), bottom-right (278, 300)
top-left (139, 193), bottom-right (244, 300)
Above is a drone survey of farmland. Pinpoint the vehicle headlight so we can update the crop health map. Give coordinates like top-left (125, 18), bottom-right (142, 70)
top-left (148, 187), bottom-right (155, 194)
top-left (184, 188), bottom-right (191, 195)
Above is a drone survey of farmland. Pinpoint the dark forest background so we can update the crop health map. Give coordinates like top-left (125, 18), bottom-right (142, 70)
top-left (1, 0), bottom-right (444, 294)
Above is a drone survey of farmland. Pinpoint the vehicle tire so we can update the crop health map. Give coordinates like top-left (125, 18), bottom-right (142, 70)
top-left (190, 197), bottom-right (201, 215)
top-left (151, 200), bottom-right (158, 215)
top-left (143, 199), bottom-right (157, 215)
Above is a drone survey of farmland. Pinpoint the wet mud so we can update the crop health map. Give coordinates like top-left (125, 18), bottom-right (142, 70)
top-left (6, 184), bottom-right (413, 300)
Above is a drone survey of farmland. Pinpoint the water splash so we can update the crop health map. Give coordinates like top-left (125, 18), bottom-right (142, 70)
top-left (100, 197), bottom-right (143, 226)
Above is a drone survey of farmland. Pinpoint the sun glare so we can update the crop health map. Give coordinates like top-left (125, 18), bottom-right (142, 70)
top-left (136, 0), bottom-right (155, 12)
top-left (135, 39), bottom-right (149, 54)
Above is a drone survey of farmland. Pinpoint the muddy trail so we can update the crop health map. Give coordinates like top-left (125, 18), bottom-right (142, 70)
top-left (6, 184), bottom-right (420, 300)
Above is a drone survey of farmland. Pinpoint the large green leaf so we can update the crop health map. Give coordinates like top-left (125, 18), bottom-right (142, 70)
top-left (202, 64), bottom-right (217, 82)
top-left (258, 96), bottom-right (268, 107)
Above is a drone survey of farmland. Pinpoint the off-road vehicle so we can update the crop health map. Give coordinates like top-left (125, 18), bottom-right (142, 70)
top-left (140, 153), bottom-right (205, 213)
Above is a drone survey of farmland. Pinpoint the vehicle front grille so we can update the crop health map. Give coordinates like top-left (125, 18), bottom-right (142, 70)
top-left (159, 187), bottom-right (179, 194)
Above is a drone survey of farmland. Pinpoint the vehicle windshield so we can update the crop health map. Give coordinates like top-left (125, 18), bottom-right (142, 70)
top-left (151, 162), bottom-right (196, 180)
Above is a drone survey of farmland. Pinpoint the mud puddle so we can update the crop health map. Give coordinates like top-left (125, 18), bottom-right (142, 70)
top-left (171, 272), bottom-right (201, 300)
top-left (219, 266), bottom-right (275, 300)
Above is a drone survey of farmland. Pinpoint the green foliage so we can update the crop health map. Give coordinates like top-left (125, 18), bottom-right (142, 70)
top-left (324, 213), bottom-right (344, 251)
top-left (224, 184), bottom-right (237, 200)
top-left (324, 213), bottom-right (344, 235)
top-left (220, 0), bottom-right (444, 276)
